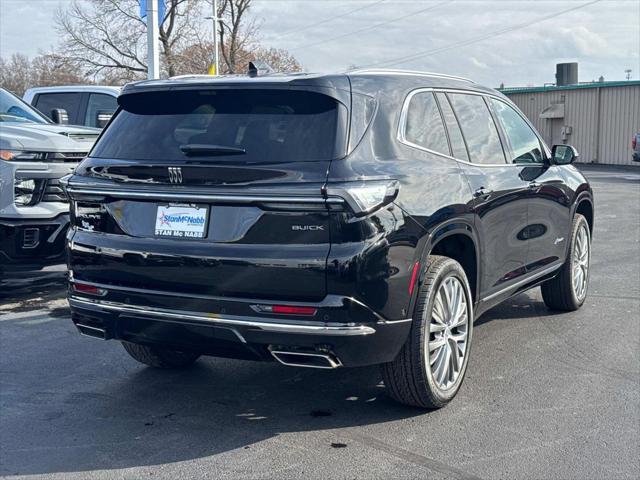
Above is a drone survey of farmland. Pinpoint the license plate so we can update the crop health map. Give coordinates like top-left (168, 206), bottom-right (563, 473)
top-left (155, 205), bottom-right (208, 238)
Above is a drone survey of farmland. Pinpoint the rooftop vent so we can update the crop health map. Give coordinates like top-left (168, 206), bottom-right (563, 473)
top-left (556, 62), bottom-right (578, 86)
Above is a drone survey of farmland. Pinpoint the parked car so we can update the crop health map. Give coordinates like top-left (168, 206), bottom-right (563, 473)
top-left (0, 88), bottom-right (100, 271)
top-left (23, 86), bottom-right (120, 129)
top-left (63, 69), bottom-right (594, 408)
top-left (633, 132), bottom-right (640, 162)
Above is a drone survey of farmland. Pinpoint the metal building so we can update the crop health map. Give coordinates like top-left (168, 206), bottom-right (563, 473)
top-left (501, 80), bottom-right (640, 166)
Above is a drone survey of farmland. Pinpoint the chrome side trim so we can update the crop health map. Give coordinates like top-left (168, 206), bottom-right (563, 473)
top-left (481, 263), bottom-right (562, 303)
top-left (69, 297), bottom-right (377, 336)
top-left (66, 187), bottom-right (344, 205)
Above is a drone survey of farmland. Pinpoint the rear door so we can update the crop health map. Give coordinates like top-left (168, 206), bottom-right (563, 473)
top-left (447, 92), bottom-right (530, 299)
top-left (69, 88), bottom-right (349, 301)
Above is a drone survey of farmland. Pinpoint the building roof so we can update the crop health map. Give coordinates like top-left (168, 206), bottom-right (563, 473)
top-left (499, 80), bottom-right (640, 94)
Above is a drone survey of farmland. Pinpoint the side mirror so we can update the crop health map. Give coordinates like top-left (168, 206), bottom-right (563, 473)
top-left (95, 110), bottom-right (114, 128)
top-left (51, 108), bottom-right (69, 125)
top-left (551, 144), bottom-right (579, 165)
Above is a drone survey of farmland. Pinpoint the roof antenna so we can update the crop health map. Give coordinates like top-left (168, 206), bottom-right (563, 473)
top-left (248, 60), bottom-right (274, 77)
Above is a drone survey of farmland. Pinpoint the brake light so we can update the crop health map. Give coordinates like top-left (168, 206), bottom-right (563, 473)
top-left (254, 304), bottom-right (317, 316)
top-left (633, 135), bottom-right (637, 150)
top-left (272, 305), bottom-right (317, 316)
top-left (73, 282), bottom-right (107, 296)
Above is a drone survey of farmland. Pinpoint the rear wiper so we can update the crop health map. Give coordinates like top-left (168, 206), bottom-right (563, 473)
top-left (179, 144), bottom-right (246, 156)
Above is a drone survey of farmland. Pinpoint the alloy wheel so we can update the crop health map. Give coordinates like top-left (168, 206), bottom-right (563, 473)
top-left (427, 276), bottom-right (469, 390)
top-left (572, 224), bottom-right (590, 301)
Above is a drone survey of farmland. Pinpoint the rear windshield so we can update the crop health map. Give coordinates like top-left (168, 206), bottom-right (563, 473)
top-left (91, 89), bottom-right (347, 163)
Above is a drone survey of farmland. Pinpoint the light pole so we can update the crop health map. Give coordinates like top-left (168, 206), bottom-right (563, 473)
top-left (206, 0), bottom-right (220, 75)
top-left (146, 0), bottom-right (160, 79)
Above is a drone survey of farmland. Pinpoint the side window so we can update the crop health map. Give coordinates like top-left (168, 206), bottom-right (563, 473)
top-left (448, 93), bottom-right (506, 165)
top-left (490, 99), bottom-right (543, 164)
top-left (33, 93), bottom-right (83, 124)
top-left (85, 93), bottom-right (118, 128)
top-left (435, 92), bottom-right (469, 161)
top-left (404, 91), bottom-right (450, 156)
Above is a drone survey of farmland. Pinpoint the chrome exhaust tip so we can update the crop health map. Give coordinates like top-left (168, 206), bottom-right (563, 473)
top-left (75, 323), bottom-right (108, 340)
top-left (269, 349), bottom-right (342, 369)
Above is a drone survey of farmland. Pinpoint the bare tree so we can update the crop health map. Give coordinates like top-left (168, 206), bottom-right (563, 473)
top-left (56, 0), bottom-right (205, 81)
top-left (55, 0), bottom-right (301, 82)
top-left (0, 54), bottom-right (31, 96)
top-left (0, 53), bottom-right (89, 96)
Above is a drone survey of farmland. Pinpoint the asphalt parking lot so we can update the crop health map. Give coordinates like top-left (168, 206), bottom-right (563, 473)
top-left (0, 166), bottom-right (638, 480)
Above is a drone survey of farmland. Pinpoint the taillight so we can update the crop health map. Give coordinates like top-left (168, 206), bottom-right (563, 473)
top-left (325, 180), bottom-right (400, 216)
top-left (72, 282), bottom-right (107, 296)
top-left (633, 135), bottom-right (637, 150)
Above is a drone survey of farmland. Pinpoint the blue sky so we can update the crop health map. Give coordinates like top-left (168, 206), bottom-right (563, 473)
top-left (1, 0), bottom-right (638, 87)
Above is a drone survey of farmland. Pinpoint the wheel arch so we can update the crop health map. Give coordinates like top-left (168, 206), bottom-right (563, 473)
top-left (417, 220), bottom-right (480, 306)
top-left (574, 194), bottom-right (594, 235)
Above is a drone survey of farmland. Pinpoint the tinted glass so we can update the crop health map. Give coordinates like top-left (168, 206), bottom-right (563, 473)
top-left (491, 99), bottom-right (543, 164)
top-left (404, 91), bottom-right (449, 156)
top-left (0, 89), bottom-right (48, 124)
top-left (92, 90), bottom-right (346, 163)
top-left (34, 93), bottom-right (83, 123)
top-left (436, 93), bottom-right (469, 161)
top-left (85, 93), bottom-right (118, 128)
top-left (448, 93), bottom-right (505, 165)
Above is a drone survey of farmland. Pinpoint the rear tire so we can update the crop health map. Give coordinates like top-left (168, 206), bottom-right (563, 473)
top-left (541, 214), bottom-right (590, 311)
top-left (122, 341), bottom-right (200, 369)
top-left (382, 256), bottom-right (473, 408)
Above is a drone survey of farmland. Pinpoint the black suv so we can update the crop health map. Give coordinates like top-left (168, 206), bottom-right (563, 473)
top-left (63, 69), bottom-right (593, 408)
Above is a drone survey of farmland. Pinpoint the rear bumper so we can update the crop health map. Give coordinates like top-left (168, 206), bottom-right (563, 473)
top-left (0, 214), bottom-right (69, 269)
top-left (68, 284), bottom-right (412, 368)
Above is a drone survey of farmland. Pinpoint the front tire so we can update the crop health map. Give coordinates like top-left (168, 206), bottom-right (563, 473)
top-left (382, 256), bottom-right (473, 408)
top-left (541, 214), bottom-right (591, 311)
top-left (122, 341), bottom-right (200, 369)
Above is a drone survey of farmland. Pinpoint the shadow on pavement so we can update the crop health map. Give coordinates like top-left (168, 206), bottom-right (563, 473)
top-left (0, 335), bottom-right (427, 476)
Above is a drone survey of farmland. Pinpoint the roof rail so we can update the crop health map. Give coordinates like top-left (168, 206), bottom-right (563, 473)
top-left (348, 68), bottom-right (474, 84)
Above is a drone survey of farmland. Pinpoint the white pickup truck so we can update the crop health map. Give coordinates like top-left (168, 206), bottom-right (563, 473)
top-left (23, 86), bottom-right (121, 129)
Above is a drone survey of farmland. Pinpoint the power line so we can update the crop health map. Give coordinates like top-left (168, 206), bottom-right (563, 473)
top-left (274, 0), bottom-right (386, 39)
top-left (294, 1), bottom-right (449, 51)
top-left (358, 0), bottom-right (603, 69)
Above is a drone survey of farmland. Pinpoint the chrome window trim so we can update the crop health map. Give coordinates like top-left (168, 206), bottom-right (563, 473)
top-left (69, 297), bottom-right (378, 336)
top-left (397, 87), bottom-right (550, 168)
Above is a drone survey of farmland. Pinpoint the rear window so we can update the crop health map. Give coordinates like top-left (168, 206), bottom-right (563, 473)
top-left (91, 89), bottom-right (347, 163)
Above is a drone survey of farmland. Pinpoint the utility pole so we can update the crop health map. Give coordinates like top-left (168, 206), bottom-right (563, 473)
top-left (207, 0), bottom-right (220, 75)
top-left (146, 0), bottom-right (160, 79)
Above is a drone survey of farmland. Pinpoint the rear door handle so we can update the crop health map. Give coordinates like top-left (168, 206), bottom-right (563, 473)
top-left (473, 187), bottom-right (493, 199)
